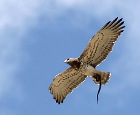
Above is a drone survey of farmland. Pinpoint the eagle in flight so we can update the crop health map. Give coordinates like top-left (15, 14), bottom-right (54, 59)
top-left (49, 17), bottom-right (125, 104)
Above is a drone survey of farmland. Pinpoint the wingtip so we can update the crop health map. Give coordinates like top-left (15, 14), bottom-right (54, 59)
top-left (56, 101), bottom-right (60, 104)
top-left (113, 17), bottom-right (124, 24)
top-left (56, 100), bottom-right (63, 104)
top-left (120, 30), bottom-right (124, 33)
top-left (114, 17), bottom-right (118, 21)
top-left (101, 17), bottom-right (124, 30)
top-left (115, 17), bottom-right (123, 20)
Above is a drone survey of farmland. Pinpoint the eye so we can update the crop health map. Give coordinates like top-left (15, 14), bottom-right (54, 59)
top-left (67, 58), bottom-right (69, 61)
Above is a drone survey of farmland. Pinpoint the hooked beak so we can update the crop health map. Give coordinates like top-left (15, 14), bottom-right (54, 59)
top-left (64, 60), bottom-right (67, 63)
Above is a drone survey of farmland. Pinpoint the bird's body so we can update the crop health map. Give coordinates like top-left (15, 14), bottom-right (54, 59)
top-left (49, 17), bottom-right (125, 104)
top-left (64, 58), bottom-right (110, 85)
top-left (64, 58), bottom-right (96, 76)
top-left (81, 64), bottom-right (95, 76)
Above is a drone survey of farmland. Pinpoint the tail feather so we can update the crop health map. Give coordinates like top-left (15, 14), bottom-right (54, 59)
top-left (92, 72), bottom-right (110, 85)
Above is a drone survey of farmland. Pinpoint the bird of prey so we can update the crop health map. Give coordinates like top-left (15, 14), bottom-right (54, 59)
top-left (49, 17), bottom-right (125, 104)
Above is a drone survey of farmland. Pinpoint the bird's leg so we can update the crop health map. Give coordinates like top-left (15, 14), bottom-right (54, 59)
top-left (91, 70), bottom-right (103, 76)
top-left (91, 70), bottom-right (110, 103)
top-left (91, 70), bottom-right (110, 85)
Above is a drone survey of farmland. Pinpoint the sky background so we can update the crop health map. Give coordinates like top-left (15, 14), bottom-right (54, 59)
top-left (0, 0), bottom-right (140, 115)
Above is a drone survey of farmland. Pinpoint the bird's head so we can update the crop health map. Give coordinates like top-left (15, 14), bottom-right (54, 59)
top-left (64, 58), bottom-right (72, 64)
top-left (64, 58), bottom-right (80, 68)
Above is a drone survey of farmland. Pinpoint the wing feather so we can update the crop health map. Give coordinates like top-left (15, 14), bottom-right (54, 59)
top-left (49, 67), bottom-right (87, 104)
top-left (79, 17), bottom-right (125, 67)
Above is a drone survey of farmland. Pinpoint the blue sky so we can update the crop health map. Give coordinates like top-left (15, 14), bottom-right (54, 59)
top-left (0, 0), bottom-right (140, 115)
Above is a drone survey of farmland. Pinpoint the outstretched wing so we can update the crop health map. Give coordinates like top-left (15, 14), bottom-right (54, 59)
top-left (79, 17), bottom-right (125, 67)
top-left (49, 67), bottom-right (87, 104)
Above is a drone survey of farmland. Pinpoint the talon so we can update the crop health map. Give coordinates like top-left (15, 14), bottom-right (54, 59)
top-left (93, 74), bottom-right (101, 82)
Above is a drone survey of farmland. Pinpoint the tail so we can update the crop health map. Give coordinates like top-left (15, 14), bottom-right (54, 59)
top-left (92, 72), bottom-right (111, 85)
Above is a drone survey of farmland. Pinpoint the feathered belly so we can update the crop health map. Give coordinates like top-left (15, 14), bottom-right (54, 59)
top-left (79, 64), bottom-right (95, 76)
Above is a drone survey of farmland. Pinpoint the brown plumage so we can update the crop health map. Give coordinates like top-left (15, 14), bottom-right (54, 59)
top-left (49, 17), bottom-right (125, 104)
